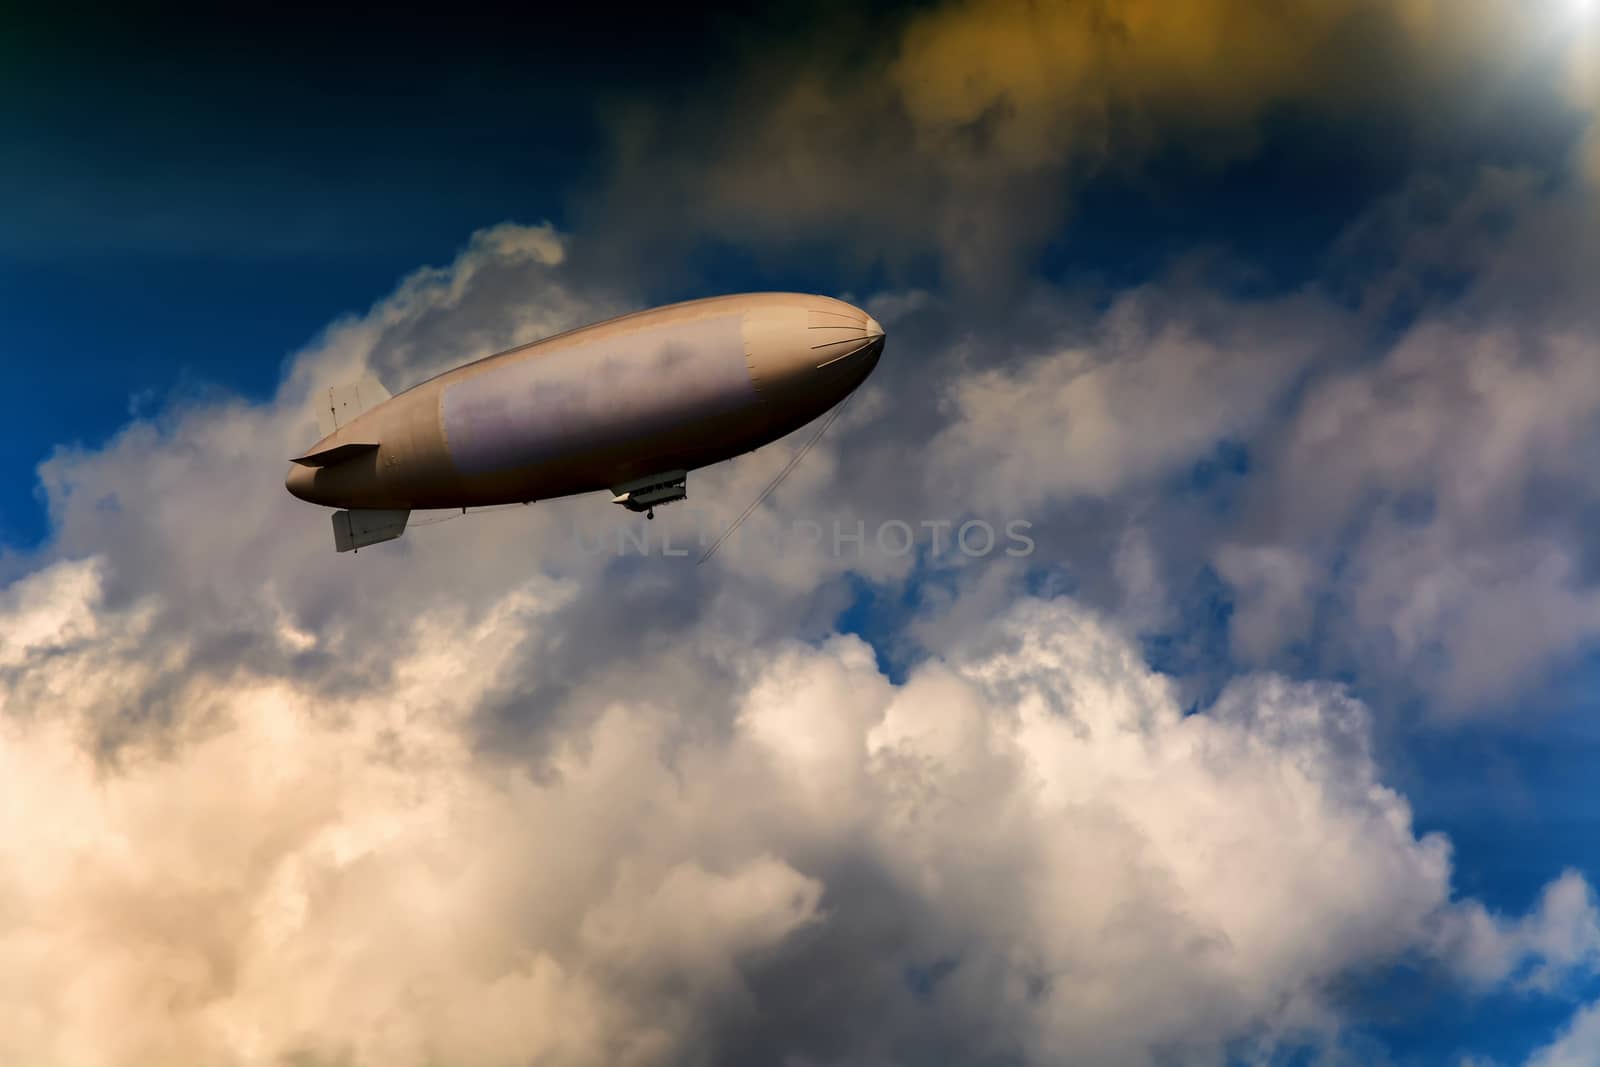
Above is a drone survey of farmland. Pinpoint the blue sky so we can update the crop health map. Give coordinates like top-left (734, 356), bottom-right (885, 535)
top-left (5, 3), bottom-right (1600, 1065)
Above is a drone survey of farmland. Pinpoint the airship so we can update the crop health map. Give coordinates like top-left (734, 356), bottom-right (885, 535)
top-left (286, 292), bottom-right (886, 552)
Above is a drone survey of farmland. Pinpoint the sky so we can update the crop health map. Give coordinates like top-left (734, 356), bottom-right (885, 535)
top-left (3, 1), bottom-right (1600, 1064)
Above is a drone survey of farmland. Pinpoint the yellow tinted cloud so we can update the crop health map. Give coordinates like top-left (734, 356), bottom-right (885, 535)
top-left (890, 0), bottom-right (1352, 167)
top-left (601, 0), bottom-right (1593, 281)
top-left (1571, 23), bottom-right (1600, 182)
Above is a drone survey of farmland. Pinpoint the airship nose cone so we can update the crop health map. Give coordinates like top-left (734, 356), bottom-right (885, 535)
top-left (744, 297), bottom-right (886, 401)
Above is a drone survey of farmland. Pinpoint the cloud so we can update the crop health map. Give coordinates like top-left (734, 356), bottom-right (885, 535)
top-left (7, 185), bottom-right (1600, 1062)
top-left (1438, 870), bottom-right (1600, 994)
top-left (4, 0), bottom-right (1600, 1057)
top-left (1214, 544), bottom-right (1321, 662)
top-left (1564, 12), bottom-right (1600, 186)
top-left (926, 282), bottom-right (1344, 511)
top-left (1211, 170), bottom-right (1600, 708)
top-left (675, 165), bottom-right (1600, 715)
top-left (7, 537), bottom-right (1587, 1066)
top-left (1522, 999), bottom-right (1600, 1067)
top-left (569, 0), bottom-right (1600, 719)
top-left (574, 2), bottom-right (1600, 718)
top-left (593, 0), bottom-right (1591, 286)
top-left (0, 555), bottom-right (824, 1066)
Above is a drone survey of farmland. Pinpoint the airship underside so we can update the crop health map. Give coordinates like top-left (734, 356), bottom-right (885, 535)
top-left (285, 292), bottom-right (885, 552)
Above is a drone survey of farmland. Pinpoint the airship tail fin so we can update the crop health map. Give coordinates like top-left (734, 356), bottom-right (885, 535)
top-left (316, 374), bottom-right (392, 438)
top-left (290, 441), bottom-right (380, 468)
top-left (332, 508), bottom-right (410, 553)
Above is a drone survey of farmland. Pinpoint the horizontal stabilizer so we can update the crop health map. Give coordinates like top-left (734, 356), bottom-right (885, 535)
top-left (290, 441), bottom-right (380, 468)
top-left (332, 509), bottom-right (410, 553)
top-left (317, 374), bottom-right (392, 438)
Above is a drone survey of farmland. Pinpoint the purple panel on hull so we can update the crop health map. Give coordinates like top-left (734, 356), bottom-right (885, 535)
top-left (442, 314), bottom-right (753, 476)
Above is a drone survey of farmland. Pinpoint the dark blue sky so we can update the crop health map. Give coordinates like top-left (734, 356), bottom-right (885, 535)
top-left (1, 3), bottom-right (795, 544)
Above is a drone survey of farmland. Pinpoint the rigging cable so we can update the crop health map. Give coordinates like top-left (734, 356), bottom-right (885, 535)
top-left (410, 502), bottom-right (525, 527)
top-left (697, 391), bottom-right (855, 566)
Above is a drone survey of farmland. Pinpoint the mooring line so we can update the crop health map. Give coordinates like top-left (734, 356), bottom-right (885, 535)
top-left (697, 392), bottom-right (855, 566)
